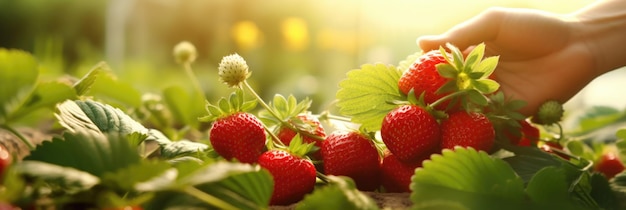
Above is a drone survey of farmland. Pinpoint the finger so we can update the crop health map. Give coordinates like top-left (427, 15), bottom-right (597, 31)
top-left (418, 7), bottom-right (506, 52)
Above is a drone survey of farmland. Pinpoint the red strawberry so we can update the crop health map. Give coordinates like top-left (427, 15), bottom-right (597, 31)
top-left (277, 114), bottom-right (326, 159)
top-left (441, 111), bottom-right (495, 152)
top-left (0, 144), bottom-right (11, 178)
top-left (321, 130), bottom-right (381, 191)
top-left (515, 120), bottom-right (540, 146)
top-left (381, 105), bottom-right (441, 163)
top-left (595, 152), bottom-right (625, 179)
top-left (398, 50), bottom-right (452, 110)
top-left (258, 149), bottom-right (317, 205)
top-left (380, 153), bottom-right (424, 193)
top-left (209, 112), bottom-right (266, 164)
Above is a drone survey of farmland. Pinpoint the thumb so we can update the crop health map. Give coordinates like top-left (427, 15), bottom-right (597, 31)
top-left (417, 8), bottom-right (505, 52)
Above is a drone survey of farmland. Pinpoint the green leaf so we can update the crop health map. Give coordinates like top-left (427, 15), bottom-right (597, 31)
top-left (525, 167), bottom-right (597, 210)
top-left (475, 56), bottom-right (499, 76)
top-left (296, 176), bottom-right (379, 210)
top-left (136, 161), bottom-right (272, 210)
top-left (163, 86), bottom-right (205, 129)
top-left (15, 160), bottom-right (100, 194)
top-left (502, 145), bottom-right (563, 182)
top-left (25, 131), bottom-right (142, 177)
top-left (466, 90), bottom-right (488, 106)
top-left (101, 161), bottom-right (171, 192)
top-left (160, 140), bottom-right (210, 159)
top-left (464, 43), bottom-right (485, 69)
top-left (445, 43), bottom-right (464, 70)
top-left (336, 63), bottom-right (404, 131)
top-left (436, 64), bottom-right (458, 79)
top-left (473, 79), bottom-right (500, 94)
top-left (88, 71), bottom-right (142, 108)
top-left (410, 148), bottom-right (525, 209)
top-left (74, 61), bottom-right (109, 96)
top-left (0, 49), bottom-right (39, 122)
top-left (55, 100), bottom-right (149, 138)
top-left (9, 81), bottom-right (77, 122)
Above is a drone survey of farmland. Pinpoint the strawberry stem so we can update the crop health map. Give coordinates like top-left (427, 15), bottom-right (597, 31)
top-left (182, 62), bottom-right (205, 100)
top-left (316, 171), bottom-right (330, 184)
top-left (241, 81), bottom-right (287, 147)
top-left (183, 186), bottom-right (239, 210)
top-left (1, 124), bottom-right (35, 150)
top-left (428, 90), bottom-right (467, 111)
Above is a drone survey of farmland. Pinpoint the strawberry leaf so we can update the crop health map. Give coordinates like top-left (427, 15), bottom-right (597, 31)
top-left (160, 140), bottom-right (210, 159)
top-left (464, 43), bottom-right (485, 69)
top-left (74, 62), bottom-right (108, 96)
top-left (163, 85), bottom-right (206, 129)
top-left (436, 64), bottom-right (458, 79)
top-left (475, 56), bottom-right (499, 75)
top-left (100, 161), bottom-right (171, 192)
top-left (0, 49), bottom-right (39, 122)
top-left (137, 161), bottom-right (272, 209)
top-left (410, 147), bottom-right (525, 209)
top-left (55, 100), bottom-right (150, 141)
top-left (336, 63), bottom-right (404, 131)
top-left (296, 176), bottom-right (379, 210)
top-left (25, 131), bottom-right (142, 177)
top-left (8, 81), bottom-right (77, 122)
top-left (15, 160), bottom-right (100, 194)
top-left (474, 79), bottom-right (500, 94)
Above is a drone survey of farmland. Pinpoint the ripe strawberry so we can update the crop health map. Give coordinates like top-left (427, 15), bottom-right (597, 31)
top-left (595, 152), bottom-right (625, 179)
top-left (277, 114), bottom-right (326, 159)
top-left (398, 50), bottom-right (452, 110)
top-left (511, 120), bottom-right (539, 146)
top-left (380, 153), bottom-right (424, 193)
top-left (209, 112), bottom-right (266, 164)
top-left (0, 144), bottom-right (11, 178)
top-left (381, 105), bottom-right (441, 163)
top-left (441, 111), bottom-right (495, 152)
top-left (258, 149), bottom-right (317, 205)
top-left (321, 130), bottom-right (381, 191)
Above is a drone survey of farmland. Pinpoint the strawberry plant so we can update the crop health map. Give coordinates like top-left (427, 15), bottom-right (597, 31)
top-left (1, 38), bottom-right (626, 210)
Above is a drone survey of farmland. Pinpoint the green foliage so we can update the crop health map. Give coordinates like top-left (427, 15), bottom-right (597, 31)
top-left (411, 147), bottom-right (525, 210)
top-left (162, 85), bottom-right (206, 129)
top-left (0, 49), bottom-right (39, 121)
top-left (336, 63), bottom-right (404, 131)
top-left (55, 99), bottom-right (149, 138)
top-left (200, 89), bottom-right (257, 122)
top-left (73, 62), bottom-right (108, 96)
top-left (296, 176), bottom-right (379, 210)
top-left (137, 161), bottom-right (273, 209)
top-left (25, 131), bottom-right (142, 177)
top-left (14, 160), bottom-right (99, 194)
top-left (259, 94), bottom-right (312, 128)
top-left (410, 147), bottom-right (614, 210)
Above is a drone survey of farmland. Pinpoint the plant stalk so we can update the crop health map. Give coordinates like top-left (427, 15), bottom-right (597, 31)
top-left (183, 186), bottom-right (239, 210)
top-left (1, 124), bottom-right (35, 150)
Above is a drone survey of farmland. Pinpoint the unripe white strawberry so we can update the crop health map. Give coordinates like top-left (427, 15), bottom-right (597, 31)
top-left (218, 53), bottom-right (250, 88)
top-left (173, 41), bottom-right (197, 64)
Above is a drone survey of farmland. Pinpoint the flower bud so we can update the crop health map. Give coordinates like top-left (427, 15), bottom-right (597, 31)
top-left (173, 41), bottom-right (197, 64)
top-left (218, 53), bottom-right (250, 87)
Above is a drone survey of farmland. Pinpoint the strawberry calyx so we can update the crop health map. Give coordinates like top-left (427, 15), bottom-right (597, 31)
top-left (434, 43), bottom-right (500, 112)
top-left (259, 94), bottom-right (325, 142)
top-left (199, 89), bottom-right (257, 122)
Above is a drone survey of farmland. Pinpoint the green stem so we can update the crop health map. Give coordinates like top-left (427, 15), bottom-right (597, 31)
top-left (183, 186), bottom-right (239, 210)
top-left (1, 124), bottom-right (35, 150)
top-left (183, 62), bottom-right (205, 99)
top-left (428, 90), bottom-right (468, 109)
top-left (242, 81), bottom-right (286, 147)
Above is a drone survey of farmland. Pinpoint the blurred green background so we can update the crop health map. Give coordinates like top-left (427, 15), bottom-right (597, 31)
top-left (0, 0), bottom-right (597, 113)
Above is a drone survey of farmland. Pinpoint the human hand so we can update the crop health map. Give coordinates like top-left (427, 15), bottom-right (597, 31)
top-left (418, 7), bottom-right (596, 116)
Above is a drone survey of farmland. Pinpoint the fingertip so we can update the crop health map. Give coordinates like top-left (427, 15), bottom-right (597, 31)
top-left (416, 35), bottom-right (444, 52)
